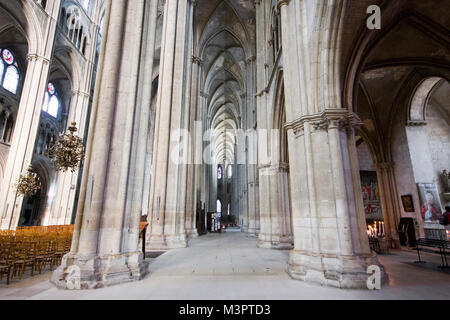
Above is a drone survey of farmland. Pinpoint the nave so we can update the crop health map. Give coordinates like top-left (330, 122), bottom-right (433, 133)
top-left (1, 232), bottom-right (449, 300)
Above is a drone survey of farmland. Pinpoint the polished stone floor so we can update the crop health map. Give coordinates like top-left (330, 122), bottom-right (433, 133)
top-left (0, 232), bottom-right (449, 300)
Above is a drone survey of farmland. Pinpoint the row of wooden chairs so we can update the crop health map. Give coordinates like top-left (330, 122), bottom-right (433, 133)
top-left (0, 225), bottom-right (73, 285)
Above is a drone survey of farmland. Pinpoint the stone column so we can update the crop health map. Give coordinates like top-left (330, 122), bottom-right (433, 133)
top-left (183, 2), bottom-right (198, 238)
top-left (279, 0), bottom-right (382, 288)
top-left (245, 56), bottom-right (258, 236)
top-left (186, 55), bottom-right (203, 238)
top-left (374, 162), bottom-right (401, 244)
top-left (258, 163), bottom-right (293, 249)
top-left (0, 1), bottom-right (61, 230)
top-left (147, 0), bottom-right (194, 250)
top-left (52, 0), bottom-right (150, 289)
top-left (49, 90), bottom-right (91, 226)
top-left (255, 0), bottom-right (270, 243)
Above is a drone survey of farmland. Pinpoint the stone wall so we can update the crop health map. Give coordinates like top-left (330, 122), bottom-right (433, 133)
top-left (357, 142), bottom-right (374, 171)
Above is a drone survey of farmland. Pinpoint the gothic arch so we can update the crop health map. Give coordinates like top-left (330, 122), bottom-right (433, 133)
top-left (408, 77), bottom-right (445, 123)
top-left (344, 10), bottom-right (450, 112)
top-left (0, 0), bottom-right (42, 55)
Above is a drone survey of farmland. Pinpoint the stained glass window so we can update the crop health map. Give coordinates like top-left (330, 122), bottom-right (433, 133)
top-left (3, 66), bottom-right (19, 94)
top-left (218, 166), bottom-right (222, 180)
top-left (217, 200), bottom-right (222, 213)
top-left (42, 83), bottom-right (60, 118)
top-left (0, 59), bottom-right (4, 82)
top-left (1, 49), bottom-right (20, 94)
top-left (2, 49), bottom-right (14, 65)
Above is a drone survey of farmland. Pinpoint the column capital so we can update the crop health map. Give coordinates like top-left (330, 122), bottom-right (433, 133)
top-left (277, 0), bottom-right (292, 10)
top-left (374, 162), bottom-right (394, 170)
top-left (245, 56), bottom-right (256, 65)
top-left (72, 89), bottom-right (90, 98)
top-left (27, 53), bottom-right (51, 64)
top-left (284, 109), bottom-right (362, 138)
top-left (192, 55), bottom-right (203, 66)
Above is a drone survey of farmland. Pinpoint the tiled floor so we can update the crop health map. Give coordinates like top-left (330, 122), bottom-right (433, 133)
top-left (0, 232), bottom-right (449, 300)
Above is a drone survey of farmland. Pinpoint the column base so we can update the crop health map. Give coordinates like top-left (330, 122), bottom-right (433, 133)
top-left (246, 227), bottom-right (258, 237)
top-left (287, 250), bottom-right (388, 289)
top-left (186, 228), bottom-right (199, 239)
top-left (257, 233), bottom-right (294, 249)
top-left (51, 251), bottom-right (149, 290)
top-left (146, 233), bottom-right (187, 250)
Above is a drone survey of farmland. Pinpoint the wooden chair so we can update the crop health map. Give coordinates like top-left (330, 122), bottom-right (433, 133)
top-left (11, 242), bottom-right (36, 280)
top-left (0, 245), bottom-right (12, 285)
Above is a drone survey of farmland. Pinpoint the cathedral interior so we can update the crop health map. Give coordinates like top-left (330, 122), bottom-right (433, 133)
top-left (0, 0), bottom-right (449, 299)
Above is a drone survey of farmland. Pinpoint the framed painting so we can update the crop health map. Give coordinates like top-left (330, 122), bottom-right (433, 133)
top-left (401, 195), bottom-right (415, 212)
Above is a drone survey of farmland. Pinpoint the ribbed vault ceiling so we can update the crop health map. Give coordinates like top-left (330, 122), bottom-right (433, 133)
top-left (198, 0), bottom-right (255, 166)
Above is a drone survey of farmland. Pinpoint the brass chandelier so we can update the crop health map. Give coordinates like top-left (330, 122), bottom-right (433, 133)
top-left (47, 122), bottom-right (85, 173)
top-left (16, 166), bottom-right (41, 197)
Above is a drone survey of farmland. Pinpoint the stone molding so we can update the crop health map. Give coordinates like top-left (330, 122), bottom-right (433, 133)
top-left (284, 109), bottom-right (363, 138)
top-left (245, 56), bottom-right (256, 65)
top-left (277, 0), bottom-right (292, 10)
top-left (374, 162), bottom-right (394, 170)
top-left (72, 89), bottom-right (90, 98)
top-left (27, 53), bottom-right (51, 64)
top-left (192, 56), bottom-right (203, 66)
top-left (258, 162), bottom-right (289, 174)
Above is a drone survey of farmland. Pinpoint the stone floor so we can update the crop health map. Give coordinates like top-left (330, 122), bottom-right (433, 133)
top-left (0, 232), bottom-right (449, 300)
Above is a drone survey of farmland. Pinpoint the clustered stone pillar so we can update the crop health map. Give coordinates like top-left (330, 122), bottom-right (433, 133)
top-left (52, 0), bottom-right (154, 289)
top-left (245, 56), bottom-right (259, 236)
top-left (278, 0), bottom-right (383, 288)
top-left (374, 162), bottom-right (401, 245)
top-left (147, 0), bottom-right (195, 250)
top-left (188, 56), bottom-right (204, 238)
top-left (255, 0), bottom-right (292, 249)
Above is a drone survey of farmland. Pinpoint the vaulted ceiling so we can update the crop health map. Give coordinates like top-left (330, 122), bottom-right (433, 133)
top-left (197, 0), bottom-right (255, 166)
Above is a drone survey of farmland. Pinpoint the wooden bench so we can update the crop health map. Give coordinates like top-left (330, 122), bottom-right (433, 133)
top-left (414, 238), bottom-right (449, 268)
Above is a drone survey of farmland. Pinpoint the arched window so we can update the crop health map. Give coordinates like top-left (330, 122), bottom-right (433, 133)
top-left (78, 0), bottom-right (89, 11)
top-left (42, 83), bottom-right (60, 118)
top-left (0, 111), bottom-right (6, 140)
top-left (0, 59), bottom-right (4, 81)
top-left (217, 200), bottom-right (222, 214)
top-left (1, 49), bottom-right (20, 94)
top-left (217, 165), bottom-right (223, 180)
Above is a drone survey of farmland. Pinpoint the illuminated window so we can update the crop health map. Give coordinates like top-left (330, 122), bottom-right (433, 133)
top-left (42, 83), bottom-right (60, 118)
top-left (1, 49), bottom-right (20, 94)
top-left (217, 200), bottom-right (222, 213)
top-left (218, 165), bottom-right (223, 180)
top-left (227, 165), bottom-right (232, 178)
top-left (78, 0), bottom-right (89, 11)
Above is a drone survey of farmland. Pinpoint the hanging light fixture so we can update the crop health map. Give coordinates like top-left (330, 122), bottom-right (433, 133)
top-left (16, 166), bottom-right (41, 196)
top-left (46, 122), bottom-right (85, 172)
